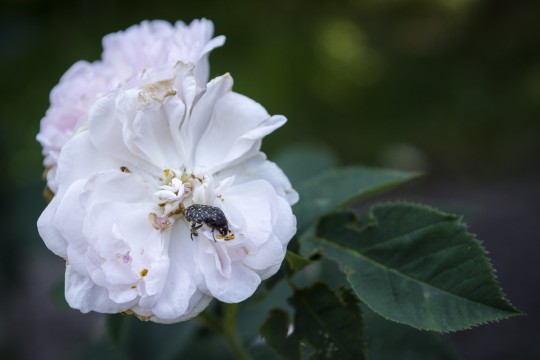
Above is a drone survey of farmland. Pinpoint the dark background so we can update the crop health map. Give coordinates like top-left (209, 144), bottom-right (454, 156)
top-left (0, 0), bottom-right (538, 359)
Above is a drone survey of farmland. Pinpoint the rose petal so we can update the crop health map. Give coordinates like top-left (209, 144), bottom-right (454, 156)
top-left (65, 265), bottom-right (135, 313)
top-left (56, 130), bottom-right (123, 189)
top-left (182, 74), bottom-right (233, 170)
top-left (242, 236), bottom-right (285, 272)
top-left (199, 239), bottom-right (262, 303)
top-left (37, 189), bottom-right (68, 258)
top-left (192, 92), bottom-right (286, 172)
top-left (151, 266), bottom-right (195, 320)
top-left (215, 152), bottom-right (298, 205)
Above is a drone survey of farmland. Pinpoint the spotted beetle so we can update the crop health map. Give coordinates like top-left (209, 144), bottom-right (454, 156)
top-left (184, 204), bottom-right (229, 241)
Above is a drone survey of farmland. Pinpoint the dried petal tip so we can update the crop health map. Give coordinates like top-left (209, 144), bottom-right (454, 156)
top-left (149, 212), bottom-right (173, 232)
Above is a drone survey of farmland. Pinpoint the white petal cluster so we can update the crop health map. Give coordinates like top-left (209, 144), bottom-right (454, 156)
top-left (37, 19), bottom-right (225, 192)
top-left (37, 23), bottom-right (298, 323)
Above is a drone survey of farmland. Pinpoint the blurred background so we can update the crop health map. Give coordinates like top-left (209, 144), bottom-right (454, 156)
top-left (1, 0), bottom-right (539, 359)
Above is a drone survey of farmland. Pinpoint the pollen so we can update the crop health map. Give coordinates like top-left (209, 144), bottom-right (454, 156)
top-left (216, 233), bottom-right (235, 241)
top-left (140, 268), bottom-right (149, 277)
top-left (131, 285), bottom-right (137, 289)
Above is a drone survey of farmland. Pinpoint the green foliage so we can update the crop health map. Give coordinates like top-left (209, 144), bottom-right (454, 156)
top-left (289, 283), bottom-right (367, 360)
top-left (294, 167), bottom-right (418, 232)
top-left (273, 145), bottom-right (339, 188)
top-left (285, 250), bottom-right (312, 274)
top-left (363, 306), bottom-right (458, 360)
top-left (236, 281), bottom-right (293, 343)
top-left (259, 309), bottom-right (300, 360)
top-left (308, 203), bottom-right (520, 331)
top-left (260, 284), bottom-right (367, 360)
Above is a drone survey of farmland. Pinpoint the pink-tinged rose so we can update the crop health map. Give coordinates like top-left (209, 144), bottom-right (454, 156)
top-left (37, 19), bottom-right (225, 192)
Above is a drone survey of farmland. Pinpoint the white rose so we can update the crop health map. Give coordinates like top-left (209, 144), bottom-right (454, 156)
top-left (37, 19), bottom-right (225, 192)
top-left (37, 63), bottom-right (298, 323)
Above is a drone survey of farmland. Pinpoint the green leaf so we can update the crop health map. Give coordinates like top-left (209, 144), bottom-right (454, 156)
top-left (288, 283), bottom-right (367, 360)
top-left (285, 250), bottom-right (312, 274)
top-left (273, 145), bottom-right (339, 188)
top-left (260, 309), bottom-right (300, 360)
top-left (236, 281), bottom-right (293, 342)
top-left (294, 167), bottom-right (418, 233)
top-left (312, 203), bottom-right (520, 331)
top-left (363, 306), bottom-right (458, 360)
top-left (263, 251), bottom-right (312, 291)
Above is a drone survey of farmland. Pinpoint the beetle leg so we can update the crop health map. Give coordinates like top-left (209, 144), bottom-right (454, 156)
top-left (190, 223), bottom-right (203, 240)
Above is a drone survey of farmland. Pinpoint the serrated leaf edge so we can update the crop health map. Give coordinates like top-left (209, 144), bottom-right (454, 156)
top-left (314, 201), bottom-right (521, 332)
top-left (371, 201), bottom-right (521, 317)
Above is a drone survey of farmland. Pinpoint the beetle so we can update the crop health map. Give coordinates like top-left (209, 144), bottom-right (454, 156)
top-left (184, 204), bottom-right (229, 241)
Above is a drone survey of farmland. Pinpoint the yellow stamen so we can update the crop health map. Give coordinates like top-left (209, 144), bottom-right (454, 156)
top-left (140, 269), bottom-right (148, 277)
